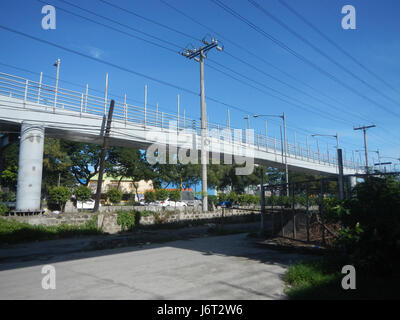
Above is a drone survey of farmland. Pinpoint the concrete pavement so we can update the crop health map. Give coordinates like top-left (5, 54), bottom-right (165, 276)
top-left (0, 233), bottom-right (306, 299)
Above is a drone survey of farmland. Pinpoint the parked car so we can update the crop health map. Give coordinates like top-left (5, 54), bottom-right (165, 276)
top-left (160, 199), bottom-right (188, 207)
top-left (181, 191), bottom-right (202, 207)
top-left (217, 200), bottom-right (232, 208)
top-left (4, 201), bottom-right (16, 209)
top-left (76, 199), bottom-right (100, 210)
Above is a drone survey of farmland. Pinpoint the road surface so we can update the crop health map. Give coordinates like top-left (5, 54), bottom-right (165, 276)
top-left (0, 233), bottom-right (305, 299)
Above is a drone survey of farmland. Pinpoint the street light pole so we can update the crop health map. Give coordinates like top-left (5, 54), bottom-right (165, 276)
top-left (244, 115), bottom-right (250, 129)
top-left (53, 58), bottom-right (60, 108)
top-left (254, 113), bottom-right (289, 195)
top-left (282, 112), bottom-right (289, 196)
top-left (180, 36), bottom-right (223, 212)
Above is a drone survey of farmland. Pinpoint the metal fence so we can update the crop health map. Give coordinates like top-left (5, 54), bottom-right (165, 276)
top-left (260, 172), bottom-right (400, 245)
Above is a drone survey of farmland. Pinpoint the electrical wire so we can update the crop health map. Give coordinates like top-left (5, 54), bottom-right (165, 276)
top-left (210, 0), bottom-right (400, 118)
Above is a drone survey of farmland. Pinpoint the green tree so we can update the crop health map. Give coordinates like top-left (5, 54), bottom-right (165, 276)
top-left (73, 185), bottom-right (92, 202)
top-left (155, 189), bottom-right (168, 201)
top-left (1, 165), bottom-right (18, 190)
top-left (61, 141), bottom-right (103, 186)
top-left (42, 138), bottom-right (75, 192)
top-left (144, 190), bottom-right (156, 203)
top-left (106, 147), bottom-right (154, 196)
top-left (106, 188), bottom-right (123, 205)
top-left (168, 189), bottom-right (181, 202)
top-left (48, 186), bottom-right (71, 212)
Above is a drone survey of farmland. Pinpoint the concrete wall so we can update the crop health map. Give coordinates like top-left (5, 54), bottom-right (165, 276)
top-left (4, 208), bottom-right (260, 234)
top-left (3, 213), bottom-right (96, 226)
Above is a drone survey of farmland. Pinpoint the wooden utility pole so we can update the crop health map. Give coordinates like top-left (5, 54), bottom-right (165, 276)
top-left (354, 124), bottom-right (376, 172)
top-left (93, 99), bottom-right (115, 212)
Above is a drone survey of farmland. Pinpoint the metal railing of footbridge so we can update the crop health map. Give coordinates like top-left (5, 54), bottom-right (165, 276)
top-left (0, 71), bottom-right (362, 171)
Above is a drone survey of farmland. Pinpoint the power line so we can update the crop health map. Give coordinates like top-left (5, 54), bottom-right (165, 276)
top-left (58, 0), bottom-right (396, 148)
top-left (0, 24), bottom-right (200, 95)
top-left (56, 0), bottom-right (181, 50)
top-left (52, 0), bottom-right (372, 128)
top-left (89, 0), bottom-right (388, 131)
top-left (206, 60), bottom-right (353, 125)
top-left (159, 0), bottom-right (374, 123)
top-left (247, 0), bottom-right (400, 108)
top-left (36, 0), bottom-right (178, 54)
top-left (277, 0), bottom-right (400, 97)
top-left (210, 0), bottom-right (400, 118)
top-left (97, 0), bottom-right (200, 42)
top-left (31, 3), bottom-right (348, 126)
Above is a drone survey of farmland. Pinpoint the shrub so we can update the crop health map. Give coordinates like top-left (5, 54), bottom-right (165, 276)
top-left (152, 211), bottom-right (174, 224)
top-left (116, 210), bottom-right (135, 231)
top-left (266, 194), bottom-right (279, 206)
top-left (237, 194), bottom-right (246, 206)
top-left (278, 195), bottom-right (291, 208)
top-left (218, 193), bottom-right (228, 202)
top-left (73, 185), bottom-right (92, 202)
top-left (106, 188), bottom-right (123, 205)
top-left (144, 190), bottom-right (156, 203)
top-left (48, 186), bottom-right (71, 211)
top-left (0, 203), bottom-right (9, 216)
top-left (208, 195), bottom-right (218, 206)
top-left (168, 189), bottom-right (181, 202)
top-left (336, 176), bottom-right (400, 274)
top-left (295, 194), bottom-right (307, 206)
top-left (155, 189), bottom-right (168, 201)
top-left (227, 191), bottom-right (238, 204)
top-left (0, 217), bottom-right (101, 244)
top-left (4, 190), bottom-right (16, 202)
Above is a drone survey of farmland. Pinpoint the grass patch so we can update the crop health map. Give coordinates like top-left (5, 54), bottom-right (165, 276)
top-left (285, 257), bottom-right (400, 299)
top-left (0, 217), bottom-right (102, 245)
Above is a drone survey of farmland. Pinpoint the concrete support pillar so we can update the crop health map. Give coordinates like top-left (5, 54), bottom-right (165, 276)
top-left (16, 122), bottom-right (45, 211)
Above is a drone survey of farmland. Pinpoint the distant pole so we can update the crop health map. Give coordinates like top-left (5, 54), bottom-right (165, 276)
top-left (156, 103), bottom-right (159, 126)
top-left (280, 126), bottom-right (285, 183)
top-left (85, 84), bottom-right (89, 113)
top-left (260, 167), bottom-right (265, 235)
top-left (354, 124), bottom-right (376, 172)
top-left (104, 73), bottom-right (108, 114)
top-left (227, 108), bottom-right (231, 129)
top-left (144, 85), bottom-right (147, 127)
top-left (282, 112), bottom-right (289, 196)
top-left (93, 100), bottom-right (115, 212)
top-left (37, 72), bottom-right (43, 103)
top-left (337, 149), bottom-right (344, 201)
top-left (177, 94), bottom-right (180, 131)
top-left (53, 58), bottom-right (60, 108)
top-left (335, 132), bottom-right (339, 149)
top-left (265, 119), bottom-right (268, 150)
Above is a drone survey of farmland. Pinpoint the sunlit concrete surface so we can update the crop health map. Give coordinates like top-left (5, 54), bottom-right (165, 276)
top-left (0, 233), bottom-right (305, 300)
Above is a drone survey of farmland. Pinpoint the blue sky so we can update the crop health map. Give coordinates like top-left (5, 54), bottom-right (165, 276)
top-left (0, 0), bottom-right (399, 168)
